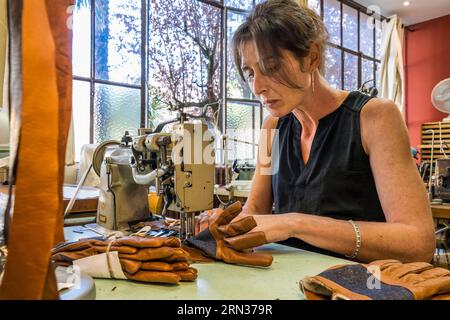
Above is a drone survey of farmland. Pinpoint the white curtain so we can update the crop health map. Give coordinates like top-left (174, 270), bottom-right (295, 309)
top-left (379, 15), bottom-right (405, 113)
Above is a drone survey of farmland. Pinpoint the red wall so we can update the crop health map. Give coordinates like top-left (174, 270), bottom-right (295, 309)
top-left (405, 14), bottom-right (450, 149)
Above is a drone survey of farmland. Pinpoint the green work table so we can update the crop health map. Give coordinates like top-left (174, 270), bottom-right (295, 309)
top-left (63, 226), bottom-right (352, 300)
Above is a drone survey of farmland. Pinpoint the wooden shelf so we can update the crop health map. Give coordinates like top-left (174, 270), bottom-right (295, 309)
top-left (420, 121), bottom-right (450, 163)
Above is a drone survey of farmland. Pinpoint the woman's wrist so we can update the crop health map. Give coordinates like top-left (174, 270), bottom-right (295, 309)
top-left (284, 212), bottom-right (305, 239)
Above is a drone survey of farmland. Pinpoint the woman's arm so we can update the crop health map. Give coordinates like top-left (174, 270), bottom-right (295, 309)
top-left (247, 99), bottom-right (436, 263)
top-left (239, 115), bottom-right (278, 216)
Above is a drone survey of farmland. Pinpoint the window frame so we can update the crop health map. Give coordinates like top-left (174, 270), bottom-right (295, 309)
top-left (319, 0), bottom-right (386, 91)
top-left (72, 0), bottom-right (386, 159)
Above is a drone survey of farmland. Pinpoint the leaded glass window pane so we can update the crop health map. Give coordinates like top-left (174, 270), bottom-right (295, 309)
top-left (73, 80), bottom-right (91, 161)
top-left (226, 102), bottom-right (260, 161)
top-left (344, 52), bottom-right (358, 90)
top-left (360, 12), bottom-right (374, 57)
top-left (94, 0), bottom-right (142, 84)
top-left (225, 0), bottom-right (253, 10)
top-left (362, 58), bottom-right (374, 87)
top-left (94, 84), bottom-right (141, 143)
top-left (73, 0), bottom-right (91, 78)
top-left (324, 0), bottom-right (341, 45)
top-left (343, 4), bottom-right (357, 52)
top-left (375, 62), bottom-right (381, 92)
top-left (324, 46), bottom-right (342, 89)
top-left (376, 21), bottom-right (383, 60)
top-left (227, 11), bottom-right (253, 99)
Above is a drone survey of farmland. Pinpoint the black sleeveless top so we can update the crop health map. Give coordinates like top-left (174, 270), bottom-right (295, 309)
top-left (272, 91), bottom-right (385, 257)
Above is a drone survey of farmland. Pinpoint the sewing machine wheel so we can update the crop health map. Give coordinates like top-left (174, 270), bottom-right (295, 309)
top-left (92, 140), bottom-right (120, 177)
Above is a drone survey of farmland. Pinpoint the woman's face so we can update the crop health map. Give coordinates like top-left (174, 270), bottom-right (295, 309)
top-left (240, 40), bottom-right (311, 118)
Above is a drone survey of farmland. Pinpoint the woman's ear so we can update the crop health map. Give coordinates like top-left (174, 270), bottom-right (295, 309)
top-left (307, 42), bottom-right (321, 72)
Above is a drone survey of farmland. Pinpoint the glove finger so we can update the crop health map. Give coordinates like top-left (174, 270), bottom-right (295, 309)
top-left (224, 231), bottom-right (268, 251)
top-left (382, 262), bottom-right (433, 279)
top-left (107, 236), bottom-right (181, 248)
top-left (92, 245), bottom-right (138, 254)
top-left (119, 258), bottom-right (142, 274)
top-left (195, 212), bottom-right (213, 235)
top-left (125, 270), bottom-right (181, 284)
top-left (141, 261), bottom-right (190, 272)
top-left (163, 248), bottom-right (191, 262)
top-left (52, 239), bottom-right (94, 254)
top-left (222, 250), bottom-right (273, 267)
top-left (215, 201), bottom-right (243, 226)
top-left (52, 248), bottom-right (97, 263)
top-left (408, 275), bottom-right (450, 300)
top-left (420, 267), bottom-right (450, 279)
top-left (175, 267), bottom-right (198, 281)
top-left (217, 216), bottom-right (257, 237)
top-left (119, 247), bottom-right (179, 261)
top-left (367, 260), bottom-right (401, 271)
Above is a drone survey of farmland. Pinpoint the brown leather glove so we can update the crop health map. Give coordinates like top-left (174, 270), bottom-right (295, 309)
top-left (119, 247), bottom-right (189, 262)
top-left (219, 215), bottom-right (268, 251)
top-left (51, 236), bottom-right (196, 284)
top-left (125, 267), bottom-right (197, 284)
top-left (300, 259), bottom-right (450, 300)
top-left (185, 202), bottom-right (273, 267)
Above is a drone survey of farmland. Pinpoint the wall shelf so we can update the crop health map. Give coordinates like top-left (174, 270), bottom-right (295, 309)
top-left (420, 121), bottom-right (450, 163)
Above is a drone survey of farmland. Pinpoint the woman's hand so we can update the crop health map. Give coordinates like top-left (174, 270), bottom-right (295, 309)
top-left (244, 213), bottom-right (295, 243)
top-left (224, 213), bottom-right (297, 248)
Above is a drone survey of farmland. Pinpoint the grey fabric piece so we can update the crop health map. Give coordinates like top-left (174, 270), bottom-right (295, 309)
top-left (319, 264), bottom-right (414, 300)
top-left (185, 228), bottom-right (217, 259)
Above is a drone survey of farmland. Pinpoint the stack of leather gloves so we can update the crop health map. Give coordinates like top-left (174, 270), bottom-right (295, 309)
top-left (185, 201), bottom-right (273, 267)
top-left (52, 236), bottom-right (197, 284)
top-left (300, 259), bottom-right (450, 300)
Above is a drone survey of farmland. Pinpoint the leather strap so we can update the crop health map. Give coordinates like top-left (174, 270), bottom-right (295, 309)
top-left (0, 0), bottom-right (73, 299)
top-left (45, 0), bottom-right (74, 245)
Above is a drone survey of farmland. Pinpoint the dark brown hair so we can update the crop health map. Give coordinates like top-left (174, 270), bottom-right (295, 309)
top-left (232, 0), bottom-right (328, 88)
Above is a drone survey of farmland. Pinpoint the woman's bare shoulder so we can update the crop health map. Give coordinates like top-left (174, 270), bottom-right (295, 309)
top-left (360, 97), bottom-right (402, 123)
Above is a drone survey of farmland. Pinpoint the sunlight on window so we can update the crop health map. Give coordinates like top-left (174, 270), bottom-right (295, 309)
top-left (73, 1), bottom-right (90, 77)
top-left (72, 81), bottom-right (90, 161)
top-left (106, 1), bottom-right (141, 84)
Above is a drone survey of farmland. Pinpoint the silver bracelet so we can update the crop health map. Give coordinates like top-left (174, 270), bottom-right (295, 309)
top-left (345, 220), bottom-right (361, 259)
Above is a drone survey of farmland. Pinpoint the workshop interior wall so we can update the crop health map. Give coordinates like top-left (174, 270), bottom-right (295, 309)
top-left (404, 14), bottom-right (450, 149)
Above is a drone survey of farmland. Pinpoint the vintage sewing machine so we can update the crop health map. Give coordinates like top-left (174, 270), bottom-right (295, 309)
top-left (85, 107), bottom-right (215, 239)
top-left (85, 132), bottom-right (151, 236)
top-left (130, 114), bottom-right (215, 239)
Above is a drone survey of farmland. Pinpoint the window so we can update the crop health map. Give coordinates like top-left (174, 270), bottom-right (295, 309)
top-left (72, 0), bottom-right (144, 160)
top-left (72, 0), bottom-right (384, 162)
top-left (313, 0), bottom-right (383, 92)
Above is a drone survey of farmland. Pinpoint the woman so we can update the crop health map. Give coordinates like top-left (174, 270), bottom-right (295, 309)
top-left (225, 0), bottom-right (435, 263)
